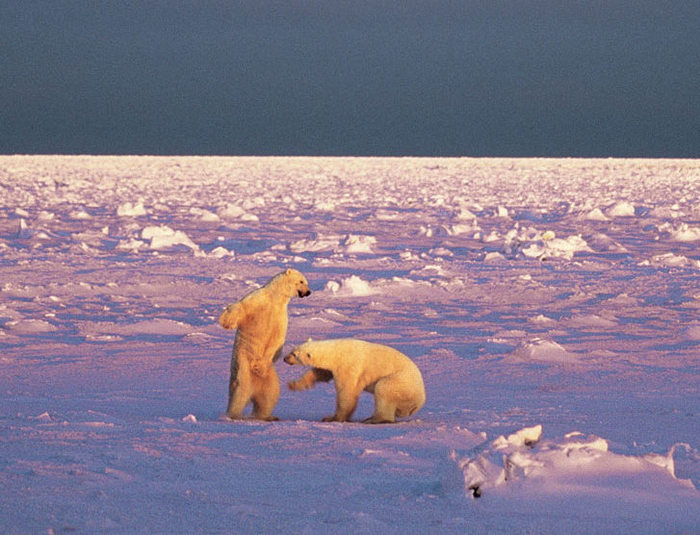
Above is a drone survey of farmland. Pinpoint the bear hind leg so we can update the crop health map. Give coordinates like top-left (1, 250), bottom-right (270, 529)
top-left (363, 393), bottom-right (397, 424)
top-left (226, 352), bottom-right (256, 418)
top-left (226, 375), bottom-right (252, 419)
top-left (362, 379), bottom-right (399, 424)
top-left (251, 366), bottom-right (280, 421)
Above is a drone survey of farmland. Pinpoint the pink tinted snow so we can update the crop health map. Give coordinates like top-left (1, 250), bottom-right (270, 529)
top-left (0, 156), bottom-right (698, 534)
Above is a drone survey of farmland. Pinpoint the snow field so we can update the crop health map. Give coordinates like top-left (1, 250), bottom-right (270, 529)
top-left (0, 156), bottom-right (698, 533)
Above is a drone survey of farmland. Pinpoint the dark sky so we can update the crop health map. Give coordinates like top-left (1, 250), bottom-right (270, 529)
top-left (2, 1), bottom-right (698, 157)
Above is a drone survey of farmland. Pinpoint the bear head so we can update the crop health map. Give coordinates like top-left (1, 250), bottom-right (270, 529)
top-left (283, 268), bottom-right (311, 298)
top-left (283, 340), bottom-right (313, 366)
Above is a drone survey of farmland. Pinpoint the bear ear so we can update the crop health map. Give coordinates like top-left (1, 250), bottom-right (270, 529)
top-left (307, 337), bottom-right (312, 343)
top-left (285, 268), bottom-right (293, 275)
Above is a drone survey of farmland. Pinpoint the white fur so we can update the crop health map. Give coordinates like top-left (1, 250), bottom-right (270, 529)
top-left (285, 338), bottom-right (426, 423)
top-left (219, 268), bottom-right (311, 420)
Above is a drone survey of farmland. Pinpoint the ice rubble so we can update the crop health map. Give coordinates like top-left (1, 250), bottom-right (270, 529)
top-left (289, 234), bottom-right (377, 255)
top-left (1, 156), bottom-right (698, 534)
top-left (455, 425), bottom-right (696, 499)
top-left (485, 225), bottom-right (594, 261)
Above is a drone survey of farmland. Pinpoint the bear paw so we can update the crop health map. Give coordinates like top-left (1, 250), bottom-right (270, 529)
top-left (250, 360), bottom-right (268, 378)
top-left (288, 380), bottom-right (307, 391)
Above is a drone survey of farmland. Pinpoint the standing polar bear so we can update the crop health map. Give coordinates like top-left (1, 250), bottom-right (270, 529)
top-left (284, 338), bottom-right (426, 423)
top-left (219, 268), bottom-right (311, 420)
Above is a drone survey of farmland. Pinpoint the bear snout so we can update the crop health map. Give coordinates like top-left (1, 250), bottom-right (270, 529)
top-left (283, 354), bottom-right (295, 365)
top-left (298, 289), bottom-right (311, 298)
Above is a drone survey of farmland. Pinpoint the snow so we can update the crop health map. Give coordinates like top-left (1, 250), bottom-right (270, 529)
top-left (0, 156), bottom-right (698, 534)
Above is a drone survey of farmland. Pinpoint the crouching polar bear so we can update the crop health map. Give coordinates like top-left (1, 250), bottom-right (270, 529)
top-left (219, 268), bottom-right (311, 420)
top-left (284, 338), bottom-right (426, 423)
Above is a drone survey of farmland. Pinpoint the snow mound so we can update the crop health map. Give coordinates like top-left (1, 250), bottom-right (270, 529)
top-left (141, 225), bottom-right (199, 252)
top-left (643, 252), bottom-right (699, 268)
top-left (455, 426), bottom-right (696, 500)
top-left (3, 319), bottom-right (57, 334)
top-left (509, 338), bottom-right (576, 363)
top-left (325, 275), bottom-right (377, 297)
top-left (685, 324), bottom-right (700, 340)
top-left (566, 314), bottom-right (618, 329)
top-left (483, 251), bottom-right (506, 263)
top-left (89, 319), bottom-right (194, 337)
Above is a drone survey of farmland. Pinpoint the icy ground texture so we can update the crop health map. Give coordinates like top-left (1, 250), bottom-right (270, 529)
top-left (0, 156), bottom-right (698, 534)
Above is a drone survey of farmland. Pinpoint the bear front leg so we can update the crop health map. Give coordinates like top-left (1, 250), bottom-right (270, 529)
top-left (249, 356), bottom-right (269, 378)
top-left (323, 384), bottom-right (359, 422)
top-left (288, 368), bottom-right (333, 391)
top-left (219, 302), bottom-right (242, 330)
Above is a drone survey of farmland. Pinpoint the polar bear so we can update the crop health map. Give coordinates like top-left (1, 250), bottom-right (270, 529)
top-left (284, 338), bottom-right (426, 423)
top-left (219, 268), bottom-right (311, 420)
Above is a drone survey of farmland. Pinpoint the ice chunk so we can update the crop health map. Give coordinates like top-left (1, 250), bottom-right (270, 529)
top-left (209, 246), bottom-right (233, 258)
top-left (16, 218), bottom-right (31, 239)
top-left (315, 201), bottom-right (336, 212)
top-left (69, 209), bottom-right (91, 220)
top-left (326, 275), bottom-right (376, 297)
top-left (584, 208), bottom-right (610, 221)
top-left (116, 238), bottom-right (146, 252)
top-left (606, 201), bottom-right (635, 217)
top-left (456, 207), bottom-right (478, 221)
top-left (484, 251), bottom-right (506, 263)
top-left (117, 202), bottom-right (147, 217)
top-left (289, 235), bottom-right (340, 253)
top-left (343, 234), bottom-right (376, 254)
top-left (646, 252), bottom-right (695, 268)
top-left (217, 204), bottom-right (246, 219)
top-left (141, 225), bottom-right (199, 252)
top-left (670, 223), bottom-right (700, 242)
top-left (493, 425), bottom-right (543, 450)
top-left (510, 338), bottom-right (576, 363)
top-left (189, 207), bottom-right (220, 223)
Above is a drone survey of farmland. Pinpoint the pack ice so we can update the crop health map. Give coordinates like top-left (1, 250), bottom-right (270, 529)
top-left (0, 156), bottom-right (698, 534)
